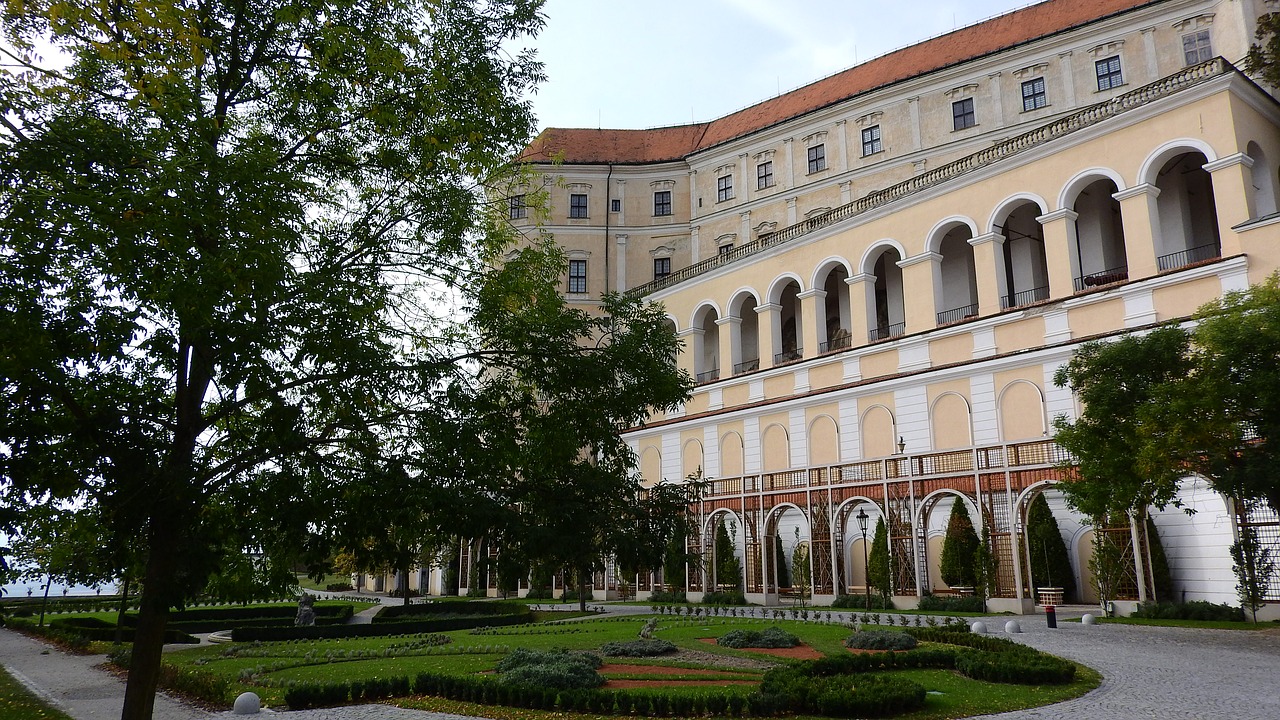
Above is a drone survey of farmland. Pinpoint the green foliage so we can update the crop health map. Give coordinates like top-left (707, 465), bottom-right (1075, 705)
top-left (1145, 517), bottom-right (1174, 603)
top-left (1053, 328), bottom-right (1195, 518)
top-left (954, 650), bottom-right (1077, 685)
top-left (974, 522), bottom-right (999, 605)
top-left (1251, 17), bottom-right (1280, 137)
top-left (1132, 600), bottom-right (1246, 622)
top-left (833, 593), bottom-right (893, 609)
top-left (1025, 494), bottom-right (1076, 600)
top-left (916, 594), bottom-right (985, 613)
top-left (844, 630), bottom-right (918, 651)
top-left (717, 626), bottom-right (799, 649)
top-left (598, 638), bottom-right (677, 657)
top-left (701, 590), bottom-right (747, 606)
top-left (495, 648), bottom-right (604, 690)
top-left (661, 534), bottom-right (688, 592)
top-left (773, 534), bottom-right (792, 588)
top-left (648, 589), bottom-right (687, 603)
top-left (374, 601), bottom-right (526, 622)
top-left (714, 520), bottom-right (743, 590)
top-left (1088, 522), bottom-right (1134, 610)
top-left (791, 528), bottom-right (812, 603)
top-left (867, 518), bottom-right (891, 599)
top-left (939, 500), bottom-right (980, 588)
top-left (761, 671), bottom-right (926, 718)
top-left (1230, 520), bottom-right (1277, 622)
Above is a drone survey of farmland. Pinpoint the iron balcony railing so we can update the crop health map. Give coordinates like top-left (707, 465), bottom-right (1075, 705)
top-left (1157, 242), bottom-right (1220, 272)
top-left (1001, 285), bottom-right (1050, 309)
top-left (773, 348), bottom-right (804, 365)
top-left (819, 332), bottom-right (853, 354)
top-left (1074, 265), bottom-right (1129, 292)
top-left (733, 357), bottom-right (759, 374)
top-left (868, 322), bottom-right (905, 342)
top-left (936, 303), bottom-right (979, 326)
top-left (695, 368), bottom-right (719, 384)
top-left (627, 58), bottom-right (1229, 298)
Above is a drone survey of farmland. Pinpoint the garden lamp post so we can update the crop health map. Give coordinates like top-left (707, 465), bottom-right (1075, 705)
top-left (857, 506), bottom-right (870, 610)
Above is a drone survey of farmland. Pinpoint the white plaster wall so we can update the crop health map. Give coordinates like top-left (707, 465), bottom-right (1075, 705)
top-left (1151, 478), bottom-right (1237, 605)
top-left (970, 373), bottom-right (1000, 445)
top-left (894, 385), bottom-right (931, 453)
top-left (661, 431), bottom-right (682, 484)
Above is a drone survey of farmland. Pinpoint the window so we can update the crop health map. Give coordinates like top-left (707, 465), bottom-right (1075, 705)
top-left (807, 144), bottom-right (827, 173)
top-left (757, 161), bottom-right (774, 189)
top-left (1095, 55), bottom-right (1123, 90)
top-left (861, 125), bottom-right (882, 156)
top-left (1183, 30), bottom-right (1212, 65)
top-left (1021, 77), bottom-right (1047, 112)
top-left (610, 198), bottom-right (621, 212)
top-left (716, 175), bottom-right (733, 202)
top-left (952, 98), bottom-right (976, 130)
top-left (567, 259), bottom-right (587, 293)
top-left (653, 257), bottom-right (671, 280)
top-left (653, 190), bottom-right (672, 216)
top-left (718, 243), bottom-right (734, 255)
top-left (569, 193), bottom-right (588, 218)
top-left (508, 194), bottom-right (526, 220)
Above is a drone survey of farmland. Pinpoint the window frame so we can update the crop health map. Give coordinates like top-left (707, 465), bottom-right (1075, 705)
top-left (952, 98), bottom-right (976, 131)
top-left (1095, 55), bottom-right (1123, 91)
top-left (757, 160), bottom-right (774, 189)
top-left (807, 144), bottom-right (827, 173)
top-left (861, 125), bottom-right (882, 156)
top-left (610, 198), bottom-right (621, 213)
top-left (1182, 30), bottom-right (1212, 66)
top-left (716, 174), bottom-right (734, 203)
top-left (653, 190), bottom-right (672, 216)
top-left (508, 194), bottom-right (526, 220)
top-left (569, 193), bottom-right (588, 218)
top-left (1021, 77), bottom-right (1047, 112)
top-left (653, 257), bottom-right (671, 280)
top-left (718, 243), bottom-right (735, 256)
top-left (567, 259), bottom-right (588, 294)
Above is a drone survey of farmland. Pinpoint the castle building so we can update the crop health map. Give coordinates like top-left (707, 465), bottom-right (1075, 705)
top-left (374, 0), bottom-right (1280, 614)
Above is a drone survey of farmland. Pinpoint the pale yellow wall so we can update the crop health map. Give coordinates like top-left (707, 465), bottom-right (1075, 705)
top-left (1153, 275), bottom-right (1223, 321)
top-left (930, 391), bottom-right (974, 450)
top-left (681, 435), bottom-right (705, 479)
top-left (808, 411), bottom-right (841, 466)
top-left (929, 333), bottom-right (974, 367)
top-left (860, 402), bottom-right (896, 458)
top-left (1068, 298), bottom-right (1126, 339)
top-left (640, 445), bottom-right (662, 484)
top-left (997, 377), bottom-right (1047, 442)
top-left (995, 318), bottom-right (1047, 356)
top-left (720, 430), bottom-right (745, 477)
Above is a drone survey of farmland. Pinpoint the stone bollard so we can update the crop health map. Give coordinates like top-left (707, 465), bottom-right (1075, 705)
top-left (1081, 613), bottom-right (1096, 625)
top-left (970, 621), bottom-right (987, 634)
top-left (233, 692), bottom-right (261, 715)
top-left (1005, 620), bottom-right (1022, 634)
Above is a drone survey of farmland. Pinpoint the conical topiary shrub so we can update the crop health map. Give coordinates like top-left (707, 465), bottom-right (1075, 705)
top-left (1026, 493), bottom-right (1076, 600)
top-left (939, 499), bottom-right (980, 588)
top-left (867, 517), bottom-right (891, 599)
top-left (773, 534), bottom-right (791, 588)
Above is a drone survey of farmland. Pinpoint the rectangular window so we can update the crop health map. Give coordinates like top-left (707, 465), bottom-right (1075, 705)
top-left (861, 125), bottom-right (882, 156)
top-left (1021, 77), bottom-right (1047, 112)
top-left (757, 161), bottom-right (774, 189)
top-left (508, 195), bottom-right (526, 220)
top-left (1095, 55), bottom-right (1123, 90)
top-left (567, 259), bottom-right (587, 293)
top-left (952, 98), bottom-right (976, 130)
top-left (807, 144), bottom-right (827, 173)
top-left (610, 198), bottom-right (621, 212)
top-left (569, 193), bottom-right (588, 218)
top-left (653, 190), bottom-right (672, 216)
top-left (718, 243), bottom-right (734, 255)
top-left (653, 257), bottom-right (671, 280)
top-left (1183, 30), bottom-right (1212, 66)
top-left (716, 174), bottom-right (734, 202)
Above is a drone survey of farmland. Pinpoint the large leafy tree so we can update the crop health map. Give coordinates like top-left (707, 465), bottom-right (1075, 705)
top-left (1052, 327), bottom-right (1195, 519)
top-left (0, 1), bottom-right (544, 716)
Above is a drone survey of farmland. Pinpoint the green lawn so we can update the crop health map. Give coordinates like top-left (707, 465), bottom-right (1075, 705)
top-left (0, 665), bottom-right (75, 720)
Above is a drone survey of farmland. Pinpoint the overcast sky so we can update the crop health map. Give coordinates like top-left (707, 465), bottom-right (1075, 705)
top-left (524, 0), bottom-right (1039, 131)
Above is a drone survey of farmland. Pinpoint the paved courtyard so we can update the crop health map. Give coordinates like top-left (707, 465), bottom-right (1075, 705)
top-left (3, 607), bottom-right (1278, 719)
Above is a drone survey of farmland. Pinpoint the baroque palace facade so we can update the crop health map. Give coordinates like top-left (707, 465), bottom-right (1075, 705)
top-left (370, 0), bottom-right (1280, 615)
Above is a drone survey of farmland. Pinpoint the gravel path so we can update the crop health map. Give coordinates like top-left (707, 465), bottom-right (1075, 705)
top-left (4, 605), bottom-right (1278, 719)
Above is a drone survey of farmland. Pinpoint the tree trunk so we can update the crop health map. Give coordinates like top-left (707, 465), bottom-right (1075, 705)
top-left (401, 566), bottom-right (411, 606)
top-left (120, 516), bottom-right (180, 720)
top-left (114, 577), bottom-right (130, 645)
top-left (577, 568), bottom-right (588, 613)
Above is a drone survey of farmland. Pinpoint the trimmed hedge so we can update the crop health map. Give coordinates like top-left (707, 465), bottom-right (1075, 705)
top-left (647, 590), bottom-right (687, 603)
top-left (845, 630), bottom-right (918, 651)
top-left (231, 610), bottom-right (529, 641)
top-left (832, 593), bottom-right (893, 610)
top-left (702, 590), bottom-right (748, 606)
top-left (497, 648), bottom-right (604, 690)
top-left (954, 649), bottom-right (1076, 684)
top-left (599, 639), bottom-right (677, 657)
top-left (718, 626), bottom-right (799, 648)
top-left (374, 600), bottom-right (527, 622)
top-left (1132, 600), bottom-right (1246, 622)
top-left (761, 668), bottom-right (926, 718)
top-left (917, 594), bottom-right (986, 613)
top-left (47, 617), bottom-right (198, 644)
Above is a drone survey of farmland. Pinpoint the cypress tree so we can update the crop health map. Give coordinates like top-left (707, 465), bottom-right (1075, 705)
top-left (1026, 494), bottom-right (1076, 600)
top-left (939, 500), bottom-right (980, 588)
top-left (714, 521), bottom-right (742, 589)
top-left (867, 517), bottom-right (891, 599)
top-left (773, 534), bottom-right (792, 588)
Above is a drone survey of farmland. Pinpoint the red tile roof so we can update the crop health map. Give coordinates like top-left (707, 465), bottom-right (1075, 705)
top-left (521, 0), bottom-right (1158, 165)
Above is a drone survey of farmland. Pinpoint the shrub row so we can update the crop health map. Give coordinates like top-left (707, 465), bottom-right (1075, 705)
top-left (845, 630), bottom-right (918, 651)
top-left (121, 603), bottom-right (351, 624)
top-left (761, 670), bottom-right (926, 718)
top-left (374, 601), bottom-right (527, 622)
top-left (598, 638), bottom-right (678, 657)
top-left (108, 647), bottom-right (233, 704)
top-left (497, 648), bottom-right (605, 690)
top-left (903, 628), bottom-right (1077, 684)
top-left (702, 590), bottom-right (748, 606)
top-left (231, 610), bottom-right (529, 641)
top-left (647, 590), bottom-right (687, 603)
top-left (916, 594), bottom-right (986, 613)
top-left (832, 593), bottom-right (894, 610)
top-left (718, 626), bottom-right (798, 648)
top-left (47, 617), bottom-right (198, 644)
top-left (1132, 600), bottom-right (1245, 622)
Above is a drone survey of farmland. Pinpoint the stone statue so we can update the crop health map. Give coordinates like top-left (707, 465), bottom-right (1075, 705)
top-left (638, 617), bottom-right (657, 639)
top-left (295, 593), bottom-right (316, 627)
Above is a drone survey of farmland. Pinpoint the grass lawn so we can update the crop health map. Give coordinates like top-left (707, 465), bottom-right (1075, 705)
top-left (0, 665), bottom-right (75, 720)
top-left (1068, 616), bottom-right (1279, 630)
top-left (158, 614), bottom-right (1100, 717)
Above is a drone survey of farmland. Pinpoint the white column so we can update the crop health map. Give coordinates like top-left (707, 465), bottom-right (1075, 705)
top-left (614, 179), bottom-right (626, 226)
top-left (739, 152), bottom-right (750, 203)
top-left (839, 181), bottom-right (852, 205)
top-left (988, 71), bottom-right (1005, 128)
top-left (1141, 27), bottom-right (1158, 82)
top-left (786, 197), bottom-right (798, 225)
top-left (740, 211), bottom-right (751, 244)
top-left (615, 234), bottom-right (628, 292)
top-left (691, 225), bottom-right (701, 264)
top-left (834, 119), bottom-right (849, 172)
top-left (783, 138), bottom-right (795, 189)
top-left (1059, 51), bottom-right (1076, 108)
top-left (907, 96), bottom-right (921, 150)
top-left (688, 170), bottom-right (698, 220)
